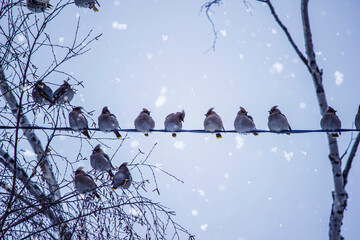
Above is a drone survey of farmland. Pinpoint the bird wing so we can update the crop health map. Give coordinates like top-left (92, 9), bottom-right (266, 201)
top-left (54, 86), bottom-right (66, 99)
top-left (103, 153), bottom-right (110, 161)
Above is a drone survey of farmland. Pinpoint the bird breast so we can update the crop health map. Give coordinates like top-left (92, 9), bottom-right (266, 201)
top-left (99, 115), bottom-right (118, 131)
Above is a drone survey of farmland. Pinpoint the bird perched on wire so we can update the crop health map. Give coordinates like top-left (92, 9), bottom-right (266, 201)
top-left (32, 80), bottom-right (54, 105)
top-left (320, 106), bottom-right (341, 138)
top-left (90, 144), bottom-right (114, 179)
top-left (98, 107), bottom-right (122, 139)
top-left (134, 108), bottom-right (155, 137)
top-left (74, 0), bottom-right (99, 12)
top-left (164, 110), bottom-right (185, 137)
top-left (50, 80), bottom-right (75, 108)
top-left (234, 107), bottom-right (258, 136)
top-left (204, 107), bottom-right (225, 139)
top-left (26, 0), bottom-right (52, 13)
top-left (111, 162), bottom-right (132, 190)
top-left (69, 106), bottom-right (91, 139)
top-left (74, 167), bottom-right (101, 200)
top-left (268, 106), bottom-right (291, 135)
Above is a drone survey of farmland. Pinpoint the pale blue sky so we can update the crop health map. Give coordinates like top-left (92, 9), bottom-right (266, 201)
top-left (22, 1), bottom-right (360, 239)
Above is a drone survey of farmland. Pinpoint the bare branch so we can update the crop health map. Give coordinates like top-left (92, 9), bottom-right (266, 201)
top-left (343, 133), bottom-right (360, 187)
top-left (0, 65), bottom-right (61, 201)
top-left (0, 147), bottom-right (71, 238)
top-left (257, 0), bottom-right (348, 239)
top-left (201, 0), bottom-right (221, 52)
top-left (262, 0), bottom-right (311, 73)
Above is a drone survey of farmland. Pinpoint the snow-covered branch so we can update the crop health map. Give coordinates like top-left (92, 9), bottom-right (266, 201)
top-left (300, 1), bottom-right (347, 239)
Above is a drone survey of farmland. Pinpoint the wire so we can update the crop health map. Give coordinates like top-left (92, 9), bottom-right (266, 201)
top-left (0, 125), bottom-right (358, 134)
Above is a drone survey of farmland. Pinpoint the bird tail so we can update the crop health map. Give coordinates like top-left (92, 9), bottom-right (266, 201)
top-left (108, 170), bottom-right (114, 179)
top-left (172, 133), bottom-right (177, 138)
top-left (93, 191), bottom-right (101, 200)
top-left (332, 133), bottom-right (339, 138)
top-left (113, 130), bottom-right (122, 139)
top-left (82, 130), bottom-right (91, 139)
top-left (144, 133), bottom-right (149, 137)
top-left (91, 5), bottom-right (99, 12)
top-left (47, 103), bottom-right (55, 110)
top-left (216, 133), bottom-right (222, 139)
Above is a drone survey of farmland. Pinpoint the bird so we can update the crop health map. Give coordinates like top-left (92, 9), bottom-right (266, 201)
top-left (164, 110), bottom-right (185, 137)
top-left (74, 0), bottom-right (99, 12)
top-left (90, 144), bottom-right (114, 179)
top-left (134, 108), bottom-right (155, 137)
top-left (355, 105), bottom-right (360, 130)
top-left (69, 106), bottom-right (91, 139)
top-left (320, 106), bottom-right (342, 138)
top-left (26, 0), bottom-right (52, 13)
top-left (111, 162), bottom-right (132, 190)
top-left (74, 167), bottom-right (101, 200)
top-left (204, 107), bottom-right (225, 139)
top-left (268, 106), bottom-right (291, 135)
top-left (51, 80), bottom-right (75, 107)
top-left (32, 80), bottom-right (54, 105)
top-left (234, 107), bottom-right (258, 136)
top-left (98, 107), bottom-right (122, 139)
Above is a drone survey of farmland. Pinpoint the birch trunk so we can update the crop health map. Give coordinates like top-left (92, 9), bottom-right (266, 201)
top-left (300, 1), bottom-right (347, 239)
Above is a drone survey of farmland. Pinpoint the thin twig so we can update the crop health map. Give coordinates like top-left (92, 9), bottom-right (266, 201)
top-left (343, 133), bottom-right (360, 187)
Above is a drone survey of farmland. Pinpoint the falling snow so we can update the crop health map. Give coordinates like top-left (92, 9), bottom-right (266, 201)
top-left (334, 71), bottom-right (344, 85)
top-left (155, 96), bottom-right (166, 107)
top-left (130, 140), bottom-right (139, 148)
top-left (197, 189), bottom-right (205, 197)
top-left (173, 140), bottom-right (185, 149)
top-left (23, 149), bottom-right (36, 157)
top-left (235, 136), bottom-right (244, 149)
top-left (155, 163), bottom-right (163, 171)
top-left (270, 28), bottom-right (277, 34)
top-left (200, 224), bottom-right (208, 231)
top-left (146, 52), bottom-right (154, 60)
top-left (112, 22), bottom-right (128, 30)
top-left (270, 62), bottom-right (284, 74)
top-left (191, 209), bottom-right (198, 216)
top-left (284, 151), bottom-right (294, 162)
top-left (299, 102), bottom-right (306, 109)
top-left (17, 35), bottom-right (25, 42)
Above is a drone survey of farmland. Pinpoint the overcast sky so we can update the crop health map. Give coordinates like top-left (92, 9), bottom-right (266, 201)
top-left (20, 1), bottom-right (360, 239)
